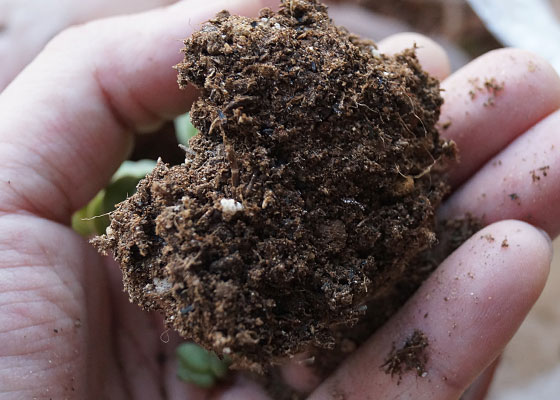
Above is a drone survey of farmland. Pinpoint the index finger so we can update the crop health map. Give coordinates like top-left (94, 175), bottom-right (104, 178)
top-left (0, 0), bottom-right (274, 223)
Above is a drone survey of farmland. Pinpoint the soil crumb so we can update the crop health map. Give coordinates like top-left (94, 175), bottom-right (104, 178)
top-left (468, 77), bottom-right (504, 107)
top-left (382, 329), bottom-right (429, 383)
top-left (93, 0), bottom-right (453, 373)
top-left (530, 166), bottom-right (550, 182)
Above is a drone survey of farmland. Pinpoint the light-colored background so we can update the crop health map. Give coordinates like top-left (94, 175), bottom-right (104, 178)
top-left (487, 239), bottom-right (560, 399)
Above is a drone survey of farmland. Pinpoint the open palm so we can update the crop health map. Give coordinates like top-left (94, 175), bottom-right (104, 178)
top-left (1, 1), bottom-right (559, 399)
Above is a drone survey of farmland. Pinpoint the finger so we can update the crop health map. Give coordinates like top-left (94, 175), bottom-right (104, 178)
top-left (0, 0), bottom-right (269, 223)
top-left (326, 4), bottom-right (410, 43)
top-left (308, 220), bottom-right (552, 400)
top-left (281, 353), bottom-right (321, 394)
top-left (440, 109), bottom-right (560, 238)
top-left (439, 48), bottom-right (560, 188)
top-left (213, 376), bottom-right (271, 400)
top-left (378, 32), bottom-right (451, 81)
top-left (461, 357), bottom-right (501, 400)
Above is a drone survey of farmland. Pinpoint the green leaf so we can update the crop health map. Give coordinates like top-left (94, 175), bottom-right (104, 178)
top-left (111, 159), bottom-right (157, 181)
top-left (209, 353), bottom-right (231, 378)
top-left (71, 190), bottom-right (106, 235)
top-left (176, 343), bottom-right (212, 373)
top-left (72, 159), bottom-right (156, 236)
top-left (174, 112), bottom-right (198, 146)
top-left (177, 367), bottom-right (216, 388)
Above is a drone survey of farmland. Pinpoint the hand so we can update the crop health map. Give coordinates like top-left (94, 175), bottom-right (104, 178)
top-left (0, 1), bottom-right (558, 399)
top-left (0, 0), bottom-right (178, 92)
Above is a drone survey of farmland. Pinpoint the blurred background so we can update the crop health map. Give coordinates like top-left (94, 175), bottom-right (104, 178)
top-left (1, 0), bottom-right (559, 398)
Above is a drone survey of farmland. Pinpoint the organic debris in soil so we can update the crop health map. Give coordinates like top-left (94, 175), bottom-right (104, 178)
top-left (382, 329), bottom-right (429, 383)
top-left (93, 0), bottom-right (454, 373)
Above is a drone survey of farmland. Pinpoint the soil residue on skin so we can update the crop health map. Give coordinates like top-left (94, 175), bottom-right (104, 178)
top-left (468, 77), bottom-right (504, 107)
top-left (530, 166), bottom-right (550, 182)
top-left (382, 329), bottom-right (429, 383)
top-left (94, 0), bottom-right (455, 373)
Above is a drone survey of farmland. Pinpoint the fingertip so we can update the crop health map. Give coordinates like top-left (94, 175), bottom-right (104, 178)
top-left (378, 32), bottom-right (451, 80)
top-left (281, 353), bottom-right (321, 394)
top-left (476, 47), bottom-right (560, 89)
top-left (308, 219), bottom-right (553, 400)
top-left (440, 47), bottom-right (560, 188)
top-left (444, 47), bottom-right (560, 111)
top-left (468, 220), bottom-right (552, 300)
top-left (217, 375), bottom-right (271, 400)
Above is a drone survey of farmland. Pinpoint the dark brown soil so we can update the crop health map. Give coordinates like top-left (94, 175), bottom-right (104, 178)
top-left (93, 0), bottom-right (455, 374)
top-left (382, 329), bottom-right (429, 383)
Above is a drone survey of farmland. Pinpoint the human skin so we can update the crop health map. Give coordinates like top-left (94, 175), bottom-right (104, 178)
top-left (0, 0), bottom-right (178, 92)
top-left (0, 0), bottom-right (559, 399)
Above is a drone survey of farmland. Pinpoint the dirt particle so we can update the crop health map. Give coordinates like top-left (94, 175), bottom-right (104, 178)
top-left (528, 61), bottom-right (537, 72)
top-left (382, 329), bottom-right (429, 384)
top-left (501, 238), bottom-right (509, 248)
top-left (484, 78), bottom-right (504, 93)
top-left (469, 77), bottom-right (504, 106)
top-left (330, 387), bottom-right (346, 400)
top-left (468, 78), bottom-right (481, 99)
top-left (530, 165), bottom-right (550, 182)
top-left (508, 193), bottom-right (519, 201)
top-left (483, 78), bottom-right (504, 107)
top-left (481, 234), bottom-right (495, 243)
top-left (180, 305), bottom-right (194, 315)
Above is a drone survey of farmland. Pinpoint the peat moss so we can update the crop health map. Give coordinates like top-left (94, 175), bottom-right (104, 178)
top-left (93, 0), bottom-right (455, 373)
top-left (382, 329), bottom-right (429, 383)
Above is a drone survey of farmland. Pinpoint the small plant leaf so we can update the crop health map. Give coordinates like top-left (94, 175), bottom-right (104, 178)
top-left (177, 367), bottom-right (216, 388)
top-left (174, 112), bottom-right (198, 146)
top-left (209, 353), bottom-right (231, 378)
top-left (72, 159), bottom-right (156, 236)
top-left (176, 343), bottom-right (212, 373)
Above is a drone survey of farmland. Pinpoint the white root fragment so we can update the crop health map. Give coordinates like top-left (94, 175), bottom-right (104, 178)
top-left (220, 198), bottom-right (244, 215)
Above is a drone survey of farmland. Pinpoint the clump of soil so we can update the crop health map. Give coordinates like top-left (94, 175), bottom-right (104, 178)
top-left (93, 0), bottom-right (454, 373)
top-left (382, 329), bottom-right (429, 383)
